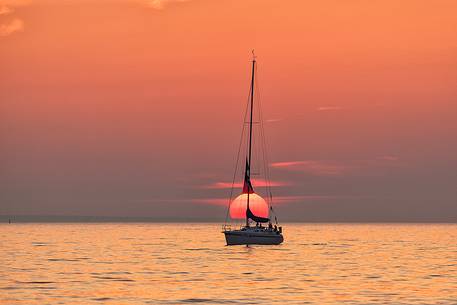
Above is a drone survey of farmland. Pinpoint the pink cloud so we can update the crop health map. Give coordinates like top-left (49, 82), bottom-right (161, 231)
top-left (191, 194), bottom-right (347, 207)
top-left (271, 160), bottom-right (349, 176)
top-left (202, 178), bottom-right (290, 189)
top-left (271, 156), bottom-right (404, 177)
top-left (265, 118), bottom-right (283, 123)
top-left (144, 0), bottom-right (189, 10)
top-left (191, 198), bottom-right (228, 206)
top-left (135, 194), bottom-right (350, 208)
top-left (272, 195), bottom-right (341, 204)
top-left (316, 106), bottom-right (343, 111)
top-left (377, 155), bottom-right (399, 161)
top-left (135, 197), bottom-right (229, 207)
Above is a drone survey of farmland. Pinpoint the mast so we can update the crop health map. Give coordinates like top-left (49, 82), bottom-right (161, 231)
top-left (246, 52), bottom-right (256, 227)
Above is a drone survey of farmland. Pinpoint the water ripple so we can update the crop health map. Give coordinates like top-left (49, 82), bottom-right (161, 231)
top-left (1, 223), bottom-right (456, 305)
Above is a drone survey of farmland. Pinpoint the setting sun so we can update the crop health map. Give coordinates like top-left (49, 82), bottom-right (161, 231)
top-left (229, 193), bottom-right (269, 219)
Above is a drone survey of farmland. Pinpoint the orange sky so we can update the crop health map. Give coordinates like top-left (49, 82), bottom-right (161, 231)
top-left (1, 0), bottom-right (456, 221)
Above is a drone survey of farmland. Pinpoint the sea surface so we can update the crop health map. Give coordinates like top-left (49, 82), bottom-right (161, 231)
top-left (1, 223), bottom-right (456, 305)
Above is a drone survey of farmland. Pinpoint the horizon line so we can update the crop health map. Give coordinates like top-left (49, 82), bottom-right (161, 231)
top-left (1, 215), bottom-right (455, 224)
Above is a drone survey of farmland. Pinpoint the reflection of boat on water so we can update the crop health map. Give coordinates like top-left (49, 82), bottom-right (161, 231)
top-left (222, 53), bottom-right (284, 246)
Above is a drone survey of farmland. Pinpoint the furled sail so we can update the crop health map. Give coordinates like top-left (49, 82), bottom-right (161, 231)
top-left (243, 157), bottom-right (269, 222)
top-left (242, 159), bottom-right (254, 194)
top-left (246, 206), bottom-right (270, 223)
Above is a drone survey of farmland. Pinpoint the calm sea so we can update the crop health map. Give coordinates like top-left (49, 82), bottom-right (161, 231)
top-left (1, 224), bottom-right (456, 304)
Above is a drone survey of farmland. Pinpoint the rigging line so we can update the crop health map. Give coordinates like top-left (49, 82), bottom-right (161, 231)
top-left (254, 67), bottom-right (267, 199)
top-left (262, 116), bottom-right (275, 209)
top-left (256, 62), bottom-right (279, 224)
top-left (255, 65), bottom-right (275, 210)
top-left (252, 61), bottom-right (270, 211)
top-left (224, 69), bottom-right (254, 226)
top-left (247, 59), bottom-right (255, 167)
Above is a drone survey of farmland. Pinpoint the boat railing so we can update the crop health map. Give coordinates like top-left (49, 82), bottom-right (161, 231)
top-left (222, 224), bottom-right (254, 231)
top-left (221, 224), bottom-right (231, 231)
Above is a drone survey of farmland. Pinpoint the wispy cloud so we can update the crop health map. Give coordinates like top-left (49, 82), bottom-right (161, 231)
top-left (144, 0), bottom-right (190, 10)
top-left (0, 0), bottom-right (29, 37)
top-left (133, 194), bottom-right (351, 208)
top-left (0, 0), bottom-right (29, 14)
top-left (190, 194), bottom-right (348, 206)
top-left (265, 118), bottom-right (283, 123)
top-left (0, 18), bottom-right (23, 36)
top-left (271, 156), bottom-right (403, 177)
top-left (377, 155), bottom-right (399, 161)
top-left (202, 179), bottom-right (290, 189)
top-left (191, 198), bottom-right (228, 206)
top-left (273, 195), bottom-right (342, 204)
top-left (271, 160), bottom-right (349, 176)
top-left (316, 106), bottom-right (343, 111)
top-left (0, 5), bottom-right (13, 15)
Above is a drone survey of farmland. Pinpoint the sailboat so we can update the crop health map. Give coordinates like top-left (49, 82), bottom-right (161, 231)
top-left (222, 53), bottom-right (284, 246)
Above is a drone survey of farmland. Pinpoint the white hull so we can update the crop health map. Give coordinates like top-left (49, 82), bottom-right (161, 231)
top-left (224, 228), bottom-right (283, 245)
